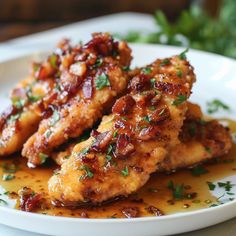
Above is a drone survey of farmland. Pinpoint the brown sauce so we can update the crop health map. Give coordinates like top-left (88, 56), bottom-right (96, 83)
top-left (0, 119), bottom-right (235, 219)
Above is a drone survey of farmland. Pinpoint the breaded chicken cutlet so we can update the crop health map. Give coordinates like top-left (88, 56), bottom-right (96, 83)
top-left (20, 33), bottom-right (132, 167)
top-left (48, 54), bottom-right (196, 206)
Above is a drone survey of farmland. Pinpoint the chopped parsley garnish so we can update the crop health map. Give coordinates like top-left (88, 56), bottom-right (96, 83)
top-left (49, 110), bottom-right (60, 126)
top-left (121, 116), bottom-right (128, 121)
top-left (177, 70), bottom-right (182, 78)
top-left (94, 58), bottom-right (103, 67)
top-left (2, 162), bottom-right (18, 173)
top-left (207, 99), bottom-right (230, 114)
top-left (149, 106), bottom-right (156, 111)
top-left (80, 165), bottom-right (94, 179)
top-left (207, 181), bottom-right (216, 191)
top-left (107, 144), bottom-right (113, 154)
top-left (45, 129), bottom-right (52, 138)
top-left (150, 78), bottom-right (156, 87)
top-left (39, 152), bottom-right (49, 164)
top-left (106, 155), bottom-right (112, 162)
top-left (81, 147), bottom-right (90, 155)
top-left (179, 48), bottom-right (189, 60)
top-left (188, 124), bottom-right (196, 137)
top-left (122, 66), bottom-right (130, 71)
top-left (7, 113), bottom-right (20, 124)
top-left (191, 166), bottom-right (209, 176)
top-left (167, 180), bottom-right (184, 199)
top-left (113, 130), bottom-right (118, 138)
top-left (142, 115), bottom-right (151, 123)
top-left (95, 73), bottom-right (110, 90)
top-left (121, 166), bottom-right (129, 177)
top-left (49, 54), bottom-right (57, 68)
top-left (160, 58), bottom-right (170, 66)
top-left (217, 181), bottom-right (234, 192)
top-left (205, 146), bottom-right (212, 153)
top-left (142, 67), bottom-right (152, 74)
top-left (28, 94), bottom-right (42, 103)
top-left (2, 174), bottom-right (15, 181)
top-left (11, 97), bottom-right (25, 109)
top-left (172, 94), bottom-right (187, 106)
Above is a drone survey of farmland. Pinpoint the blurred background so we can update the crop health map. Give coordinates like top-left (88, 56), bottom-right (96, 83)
top-left (0, 0), bottom-right (235, 58)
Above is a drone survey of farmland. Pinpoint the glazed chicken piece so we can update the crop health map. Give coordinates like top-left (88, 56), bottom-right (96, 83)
top-left (52, 102), bottom-right (233, 167)
top-left (159, 102), bottom-right (232, 171)
top-left (22, 33), bottom-right (132, 167)
top-left (0, 53), bottom-right (60, 156)
top-left (48, 54), bottom-right (196, 206)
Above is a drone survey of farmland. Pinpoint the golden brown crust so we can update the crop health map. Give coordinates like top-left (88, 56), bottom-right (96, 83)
top-left (48, 55), bottom-right (196, 206)
top-left (21, 33), bottom-right (132, 166)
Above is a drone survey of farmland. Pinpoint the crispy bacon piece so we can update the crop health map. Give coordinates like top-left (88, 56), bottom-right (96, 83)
top-left (19, 187), bottom-right (43, 212)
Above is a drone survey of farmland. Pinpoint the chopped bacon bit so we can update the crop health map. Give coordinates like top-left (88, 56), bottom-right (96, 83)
top-left (115, 134), bottom-right (135, 158)
top-left (82, 77), bottom-right (93, 99)
top-left (91, 131), bottom-right (113, 152)
top-left (154, 81), bottom-right (186, 96)
top-left (60, 71), bottom-right (81, 94)
top-left (129, 76), bottom-right (150, 92)
top-left (121, 207), bottom-right (140, 218)
top-left (138, 127), bottom-right (160, 141)
top-left (90, 129), bottom-right (100, 138)
top-left (146, 206), bottom-right (164, 216)
top-left (84, 33), bottom-right (118, 57)
top-left (81, 153), bottom-right (97, 163)
top-left (112, 95), bottom-right (135, 115)
top-left (114, 120), bottom-right (126, 129)
top-left (150, 106), bottom-right (170, 124)
top-left (18, 187), bottom-right (42, 212)
top-left (136, 90), bottom-right (157, 106)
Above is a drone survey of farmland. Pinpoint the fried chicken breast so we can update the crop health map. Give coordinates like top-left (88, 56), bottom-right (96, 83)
top-left (22, 33), bottom-right (132, 167)
top-left (48, 54), bottom-right (196, 206)
top-left (0, 57), bottom-right (58, 156)
top-left (159, 102), bottom-right (232, 171)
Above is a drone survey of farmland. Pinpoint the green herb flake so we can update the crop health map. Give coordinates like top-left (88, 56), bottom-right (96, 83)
top-left (11, 97), bottom-right (25, 109)
top-left (45, 129), bottom-right (52, 138)
top-left (167, 180), bottom-right (185, 199)
top-left (121, 166), bottom-right (129, 177)
top-left (2, 162), bottom-right (18, 173)
top-left (149, 106), bottom-right (156, 111)
top-left (207, 99), bottom-right (230, 114)
top-left (49, 54), bottom-right (58, 68)
top-left (160, 59), bottom-right (170, 66)
top-left (95, 73), bottom-right (110, 90)
top-left (179, 48), bottom-right (189, 60)
top-left (80, 165), bottom-right (94, 179)
top-left (81, 147), bottom-right (90, 155)
top-left (205, 146), bottom-right (212, 153)
top-left (113, 130), bottom-right (118, 138)
top-left (39, 152), bottom-right (49, 164)
top-left (2, 174), bottom-right (15, 181)
top-left (177, 70), bottom-right (182, 78)
top-left (106, 155), bottom-right (112, 162)
top-left (7, 113), bottom-right (20, 124)
top-left (107, 144), bottom-right (113, 154)
top-left (207, 181), bottom-right (216, 191)
top-left (49, 110), bottom-right (60, 126)
top-left (150, 78), bottom-right (156, 87)
top-left (94, 58), bottom-right (103, 67)
top-left (122, 66), bottom-right (130, 71)
top-left (142, 115), bottom-right (151, 123)
top-left (142, 67), bottom-right (152, 75)
top-left (191, 166), bottom-right (209, 176)
top-left (217, 181), bottom-right (234, 192)
top-left (172, 95), bottom-right (187, 106)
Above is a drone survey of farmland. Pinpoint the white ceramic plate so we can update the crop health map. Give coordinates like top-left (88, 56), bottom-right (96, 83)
top-left (0, 44), bottom-right (236, 236)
